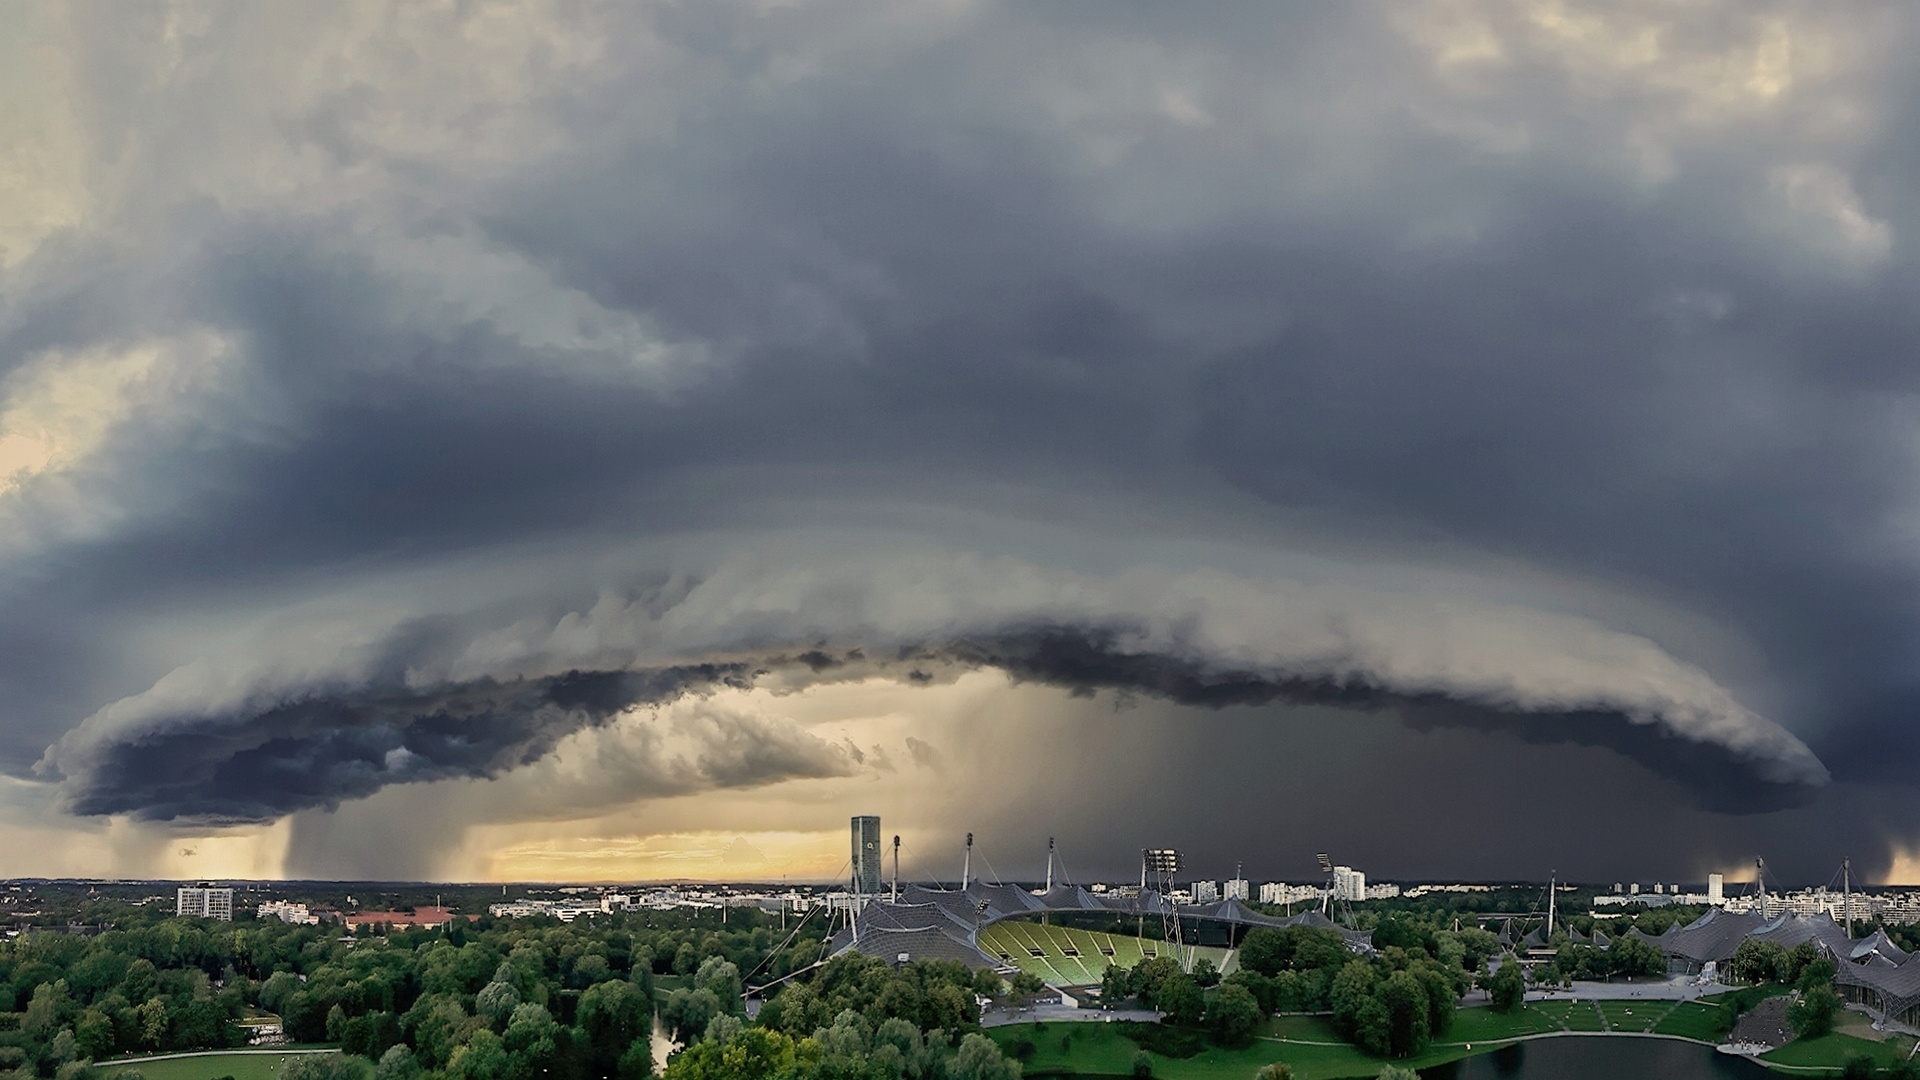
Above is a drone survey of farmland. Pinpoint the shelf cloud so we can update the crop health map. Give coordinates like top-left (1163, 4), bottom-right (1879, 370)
top-left (40, 556), bottom-right (1827, 824)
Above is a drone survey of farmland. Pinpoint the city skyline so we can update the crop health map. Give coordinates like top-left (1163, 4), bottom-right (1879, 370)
top-left (6, 4), bottom-right (1920, 888)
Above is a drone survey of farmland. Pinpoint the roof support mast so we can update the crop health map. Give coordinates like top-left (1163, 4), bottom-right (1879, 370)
top-left (962, 833), bottom-right (973, 890)
top-left (1046, 838), bottom-right (1055, 894)
top-left (892, 835), bottom-right (901, 904)
top-left (1547, 871), bottom-right (1556, 941)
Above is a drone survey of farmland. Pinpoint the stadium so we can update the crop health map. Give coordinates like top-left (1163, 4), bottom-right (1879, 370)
top-left (825, 829), bottom-right (1371, 991)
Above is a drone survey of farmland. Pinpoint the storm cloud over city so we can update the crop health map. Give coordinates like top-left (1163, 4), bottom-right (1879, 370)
top-left (3, 0), bottom-right (1920, 887)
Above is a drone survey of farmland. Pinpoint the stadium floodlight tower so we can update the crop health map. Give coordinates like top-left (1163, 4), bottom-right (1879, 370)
top-left (1143, 848), bottom-right (1188, 972)
top-left (1317, 853), bottom-right (1355, 928)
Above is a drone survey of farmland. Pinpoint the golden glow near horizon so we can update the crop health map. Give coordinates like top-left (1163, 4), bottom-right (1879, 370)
top-left (478, 829), bottom-right (848, 884)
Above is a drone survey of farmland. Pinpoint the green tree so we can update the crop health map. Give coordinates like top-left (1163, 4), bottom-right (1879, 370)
top-left (659, 987), bottom-right (720, 1045)
top-left (324, 1004), bottom-right (348, 1043)
top-left (1156, 974), bottom-right (1203, 1026)
top-left (1254, 1066), bottom-right (1293, 1080)
top-left (374, 1045), bottom-right (420, 1080)
top-left (1101, 964), bottom-right (1131, 1007)
top-left (671, 943), bottom-right (699, 976)
top-left (135, 997), bottom-right (169, 1048)
top-left (1131, 1050), bottom-right (1154, 1078)
top-left (1352, 997), bottom-right (1392, 1057)
top-left (663, 1026), bottom-right (797, 1080)
top-left (1606, 936), bottom-right (1666, 978)
top-left (1130, 956), bottom-right (1184, 1006)
top-left (1379, 971), bottom-right (1431, 1058)
top-left (1190, 957), bottom-right (1220, 988)
top-left (1007, 972), bottom-right (1047, 1011)
top-left (282, 1055), bottom-right (366, 1080)
top-left (24, 981), bottom-right (73, 1040)
top-left (48, 1029), bottom-right (78, 1066)
top-left (1788, 986), bottom-right (1841, 1040)
top-left (476, 980), bottom-right (520, 1027)
top-left (447, 1030), bottom-right (510, 1080)
top-left (579, 979), bottom-right (651, 1080)
top-left (694, 957), bottom-right (741, 1005)
top-left (1330, 960), bottom-right (1380, 1034)
top-left (1731, 941), bottom-right (1788, 985)
top-left (952, 1033), bottom-right (1019, 1080)
top-left (1377, 1067), bottom-right (1420, 1080)
top-left (73, 1006), bottom-right (115, 1062)
top-left (1480, 962), bottom-right (1525, 1014)
top-left (1204, 982), bottom-right (1261, 1047)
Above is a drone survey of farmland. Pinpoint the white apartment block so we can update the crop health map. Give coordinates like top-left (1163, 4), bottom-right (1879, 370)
top-left (1192, 881), bottom-right (1220, 903)
top-left (257, 900), bottom-right (318, 925)
top-left (177, 887), bottom-right (234, 921)
top-left (1333, 867), bottom-right (1367, 902)
top-left (1224, 878), bottom-right (1250, 901)
top-left (1259, 882), bottom-right (1328, 905)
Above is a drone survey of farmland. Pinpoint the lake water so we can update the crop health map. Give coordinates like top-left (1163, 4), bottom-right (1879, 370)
top-left (1420, 1037), bottom-right (1769, 1079)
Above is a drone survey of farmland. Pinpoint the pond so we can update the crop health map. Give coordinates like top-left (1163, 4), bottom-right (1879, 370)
top-left (1421, 1037), bottom-right (1769, 1079)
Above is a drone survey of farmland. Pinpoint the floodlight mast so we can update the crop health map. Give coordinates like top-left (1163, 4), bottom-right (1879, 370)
top-left (1141, 848), bottom-right (1187, 971)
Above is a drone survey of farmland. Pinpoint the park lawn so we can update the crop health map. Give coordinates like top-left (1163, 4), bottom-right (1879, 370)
top-left (1762, 1032), bottom-right (1911, 1072)
top-left (1651, 1001), bottom-right (1730, 1042)
top-left (97, 1053), bottom-right (371, 1080)
top-left (1523, 999), bottom-right (1575, 1028)
top-left (994, 1022), bottom-right (1143, 1076)
top-left (993, 1021), bottom-right (1478, 1080)
top-left (1446, 1005), bottom-right (1561, 1042)
top-left (1596, 1000), bottom-right (1654, 1032)
top-left (1559, 1002), bottom-right (1605, 1033)
top-left (1263, 1015), bottom-right (1342, 1042)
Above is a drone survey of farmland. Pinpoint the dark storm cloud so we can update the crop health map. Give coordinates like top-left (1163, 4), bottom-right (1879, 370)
top-left (47, 664), bottom-right (753, 823)
top-left (4, 0), bottom-right (1920, 877)
top-left (38, 560), bottom-right (1828, 823)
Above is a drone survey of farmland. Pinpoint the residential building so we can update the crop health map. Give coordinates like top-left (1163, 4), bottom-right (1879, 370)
top-left (177, 887), bottom-right (234, 921)
top-left (1332, 867), bottom-right (1366, 903)
top-left (851, 815), bottom-right (882, 898)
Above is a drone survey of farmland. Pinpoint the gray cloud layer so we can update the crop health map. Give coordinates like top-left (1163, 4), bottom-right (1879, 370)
top-left (38, 557), bottom-right (1825, 823)
top-left (3, 0), bottom-right (1919, 878)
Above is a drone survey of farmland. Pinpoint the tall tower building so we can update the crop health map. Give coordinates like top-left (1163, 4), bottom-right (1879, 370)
top-left (851, 815), bottom-right (882, 898)
top-left (1707, 873), bottom-right (1724, 905)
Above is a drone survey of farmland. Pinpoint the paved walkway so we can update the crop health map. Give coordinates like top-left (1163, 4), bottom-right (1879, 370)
top-left (99, 1050), bottom-right (339, 1066)
top-left (982, 1006), bottom-right (1160, 1028)
top-left (1527, 976), bottom-right (1736, 1002)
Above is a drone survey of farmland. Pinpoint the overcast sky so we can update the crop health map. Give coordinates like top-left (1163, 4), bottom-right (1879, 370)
top-left (2, 0), bottom-right (1919, 888)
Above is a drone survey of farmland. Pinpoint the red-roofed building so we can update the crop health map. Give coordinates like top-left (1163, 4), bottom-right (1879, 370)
top-left (344, 906), bottom-right (478, 931)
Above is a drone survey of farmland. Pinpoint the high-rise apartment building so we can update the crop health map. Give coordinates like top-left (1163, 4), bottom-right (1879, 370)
top-left (177, 887), bottom-right (234, 921)
top-left (1332, 866), bottom-right (1367, 902)
top-left (1708, 873), bottom-right (1724, 905)
top-left (1225, 878), bottom-right (1250, 901)
top-left (851, 815), bottom-right (882, 897)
